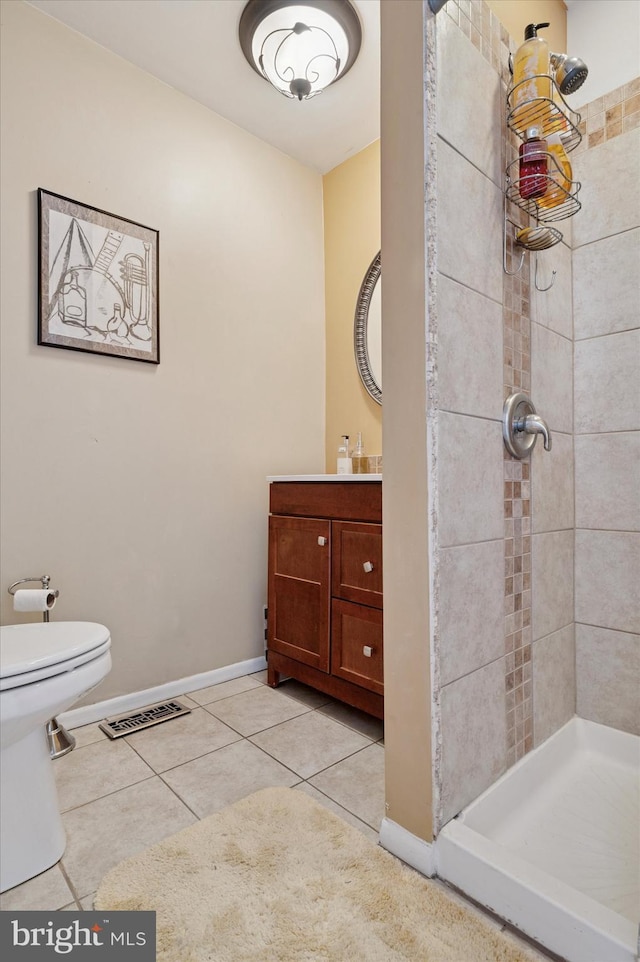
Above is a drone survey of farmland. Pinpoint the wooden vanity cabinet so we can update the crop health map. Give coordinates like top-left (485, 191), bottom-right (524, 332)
top-left (267, 481), bottom-right (383, 719)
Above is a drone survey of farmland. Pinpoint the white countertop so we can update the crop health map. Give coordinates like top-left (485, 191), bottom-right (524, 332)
top-left (267, 474), bottom-right (382, 482)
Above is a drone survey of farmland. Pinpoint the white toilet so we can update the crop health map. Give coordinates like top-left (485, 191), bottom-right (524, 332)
top-left (0, 622), bottom-right (111, 892)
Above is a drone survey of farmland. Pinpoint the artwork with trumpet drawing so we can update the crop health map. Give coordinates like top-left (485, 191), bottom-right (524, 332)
top-left (38, 189), bottom-right (159, 363)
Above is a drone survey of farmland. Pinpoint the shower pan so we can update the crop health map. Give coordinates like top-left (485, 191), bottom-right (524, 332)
top-left (435, 718), bottom-right (640, 962)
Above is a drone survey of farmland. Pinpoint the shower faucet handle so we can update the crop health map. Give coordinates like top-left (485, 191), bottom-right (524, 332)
top-left (503, 393), bottom-right (552, 459)
top-left (515, 413), bottom-right (552, 452)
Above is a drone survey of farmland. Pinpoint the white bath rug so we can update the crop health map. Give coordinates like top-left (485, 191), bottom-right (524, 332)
top-left (95, 786), bottom-right (540, 962)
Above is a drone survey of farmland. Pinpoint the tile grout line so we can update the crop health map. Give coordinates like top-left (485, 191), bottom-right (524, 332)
top-left (297, 782), bottom-right (380, 833)
top-left (57, 860), bottom-right (83, 911)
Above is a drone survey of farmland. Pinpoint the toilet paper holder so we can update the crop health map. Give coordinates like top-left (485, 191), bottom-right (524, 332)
top-left (8, 575), bottom-right (59, 623)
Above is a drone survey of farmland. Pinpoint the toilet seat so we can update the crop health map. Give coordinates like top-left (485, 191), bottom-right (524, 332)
top-left (0, 622), bottom-right (111, 691)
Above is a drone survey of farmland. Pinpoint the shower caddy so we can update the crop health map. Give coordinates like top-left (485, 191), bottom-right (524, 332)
top-left (503, 74), bottom-right (583, 291)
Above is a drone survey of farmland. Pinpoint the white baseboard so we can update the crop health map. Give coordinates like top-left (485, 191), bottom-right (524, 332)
top-left (379, 817), bottom-right (437, 877)
top-left (58, 655), bottom-right (267, 729)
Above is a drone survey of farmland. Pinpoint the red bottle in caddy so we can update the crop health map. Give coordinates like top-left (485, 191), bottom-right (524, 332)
top-left (519, 127), bottom-right (548, 200)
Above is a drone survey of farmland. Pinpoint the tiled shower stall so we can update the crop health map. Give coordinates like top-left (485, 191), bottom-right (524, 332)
top-left (572, 94), bottom-right (640, 732)
top-left (428, 0), bottom-right (639, 831)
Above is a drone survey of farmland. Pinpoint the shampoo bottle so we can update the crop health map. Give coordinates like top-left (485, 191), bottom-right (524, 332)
top-left (511, 23), bottom-right (551, 133)
top-left (537, 133), bottom-right (572, 209)
top-left (337, 435), bottom-right (352, 475)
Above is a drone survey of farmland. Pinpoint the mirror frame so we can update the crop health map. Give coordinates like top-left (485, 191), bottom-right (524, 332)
top-left (353, 251), bottom-right (382, 405)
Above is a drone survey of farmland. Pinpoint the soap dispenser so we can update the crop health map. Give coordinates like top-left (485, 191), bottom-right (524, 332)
top-left (511, 23), bottom-right (551, 133)
top-left (352, 432), bottom-right (367, 474)
top-left (337, 435), bottom-right (352, 475)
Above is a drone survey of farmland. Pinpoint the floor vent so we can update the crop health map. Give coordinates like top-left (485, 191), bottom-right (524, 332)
top-left (99, 699), bottom-right (191, 739)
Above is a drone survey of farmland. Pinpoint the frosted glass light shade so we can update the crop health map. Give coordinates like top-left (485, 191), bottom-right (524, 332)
top-left (239, 0), bottom-right (362, 101)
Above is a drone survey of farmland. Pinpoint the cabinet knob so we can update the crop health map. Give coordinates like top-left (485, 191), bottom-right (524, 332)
top-left (363, 646), bottom-right (374, 658)
top-left (363, 561), bottom-right (374, 573)
top-left (317, 536), bottom-right (327, 546)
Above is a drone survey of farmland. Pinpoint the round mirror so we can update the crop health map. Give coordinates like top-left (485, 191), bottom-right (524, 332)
top-left (354, 251), bottom-right (381, 404)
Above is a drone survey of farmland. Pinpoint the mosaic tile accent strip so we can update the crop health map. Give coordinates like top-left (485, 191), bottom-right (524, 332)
top-left (503, 454), bottom-right (533, 764)
top-left (502, 174), bottom-right (533, 763)
top-left (575, 77), bottom-right (640, 151)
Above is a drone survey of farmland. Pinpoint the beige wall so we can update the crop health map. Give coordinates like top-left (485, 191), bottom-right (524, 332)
top-left (380, 0), bottom-right (433, 843)
top-left (0, 0), bottom-right (326, 702)
top-left (486, 0), bottom-right (566, 53)
top-left (323, 141), bottom-right (382, 472)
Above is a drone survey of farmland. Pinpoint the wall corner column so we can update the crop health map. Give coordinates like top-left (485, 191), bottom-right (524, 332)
top-left (380, 0), bottom-right (435, 843)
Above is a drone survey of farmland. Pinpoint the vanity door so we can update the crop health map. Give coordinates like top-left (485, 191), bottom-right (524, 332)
top-left (267, 515), bottom-right (331, 672)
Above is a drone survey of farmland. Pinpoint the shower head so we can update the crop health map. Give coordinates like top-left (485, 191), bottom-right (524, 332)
top-left (550, 52), bottom-right (589, 95)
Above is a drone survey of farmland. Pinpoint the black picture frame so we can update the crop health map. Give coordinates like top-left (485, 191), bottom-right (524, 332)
top-left (38, 189), bottom-right (159, 364)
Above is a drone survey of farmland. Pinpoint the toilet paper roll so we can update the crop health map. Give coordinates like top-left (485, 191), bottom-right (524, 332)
top-left (13, 588), bottom-right (57, 612)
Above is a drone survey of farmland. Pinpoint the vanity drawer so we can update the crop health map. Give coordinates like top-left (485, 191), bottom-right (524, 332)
top-left (331, 600), bottom-right (383, 695)
top-left (332, 521), bottom-right (382, 608)
top-left (270, 482), bottom-right (381, 522)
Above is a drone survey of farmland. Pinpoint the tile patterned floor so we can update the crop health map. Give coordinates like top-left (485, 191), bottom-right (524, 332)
top-left (0, 672), bottom-right (383, 911)
top-left (0, 670), bottom-right (553, 959)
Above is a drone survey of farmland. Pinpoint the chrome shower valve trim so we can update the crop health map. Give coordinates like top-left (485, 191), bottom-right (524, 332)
top-left (503, 393), bottom-right (552, 459)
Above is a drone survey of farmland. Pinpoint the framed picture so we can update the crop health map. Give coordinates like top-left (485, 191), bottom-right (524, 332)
top-left (38, 189), bottom-right (159, 364)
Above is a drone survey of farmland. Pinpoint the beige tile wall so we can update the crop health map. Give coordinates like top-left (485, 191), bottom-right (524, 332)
top-left (432, 0), bottom-right (575, 822)
top-left (574, 330), bottom-right (640, 434)
top-left (575, 531), bottom-right (639, 635)
top-left (437, 413), bottom-right (504, 547)
top-left (576, 625), bottom-right (640, 734)
top-left (530, 216), bottom-right (575, 752)
top-left (436, 138), bottom-right (503, 302)
top-left (432, 0), bottom-right (638, 825)
top-left (433, 1), bottom-right (511, 826)
top-left (575, 433), bottom-right (640, 532)
top-left (572, 120), bottom-right (640, 736)
top-left (438, 541), bottom-right (505, 686)
top-left (437, 275), bottom-right (503, 420)
top-left (572, 127), bottom-right (640, 248)
top-left (573, 229), bottom-right (640, 340)
top-left (531, 323), bottom-right (573, 434)
top-left (439, 659), bottom-right (507, 821)
top-left (532, 433), bottom-right (574, 535)
top-left (532, 624), bottom-right (575, 745)
top-left (433, 0), bottom-right (575, 817)
top-left (531, 239), bottom-right (572, 340)
top-left (531, 530), bottom-right (574, 642)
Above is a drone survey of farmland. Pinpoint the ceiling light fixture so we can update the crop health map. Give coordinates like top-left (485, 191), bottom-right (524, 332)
top-left (239, 0), bottom-right (362, 101)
